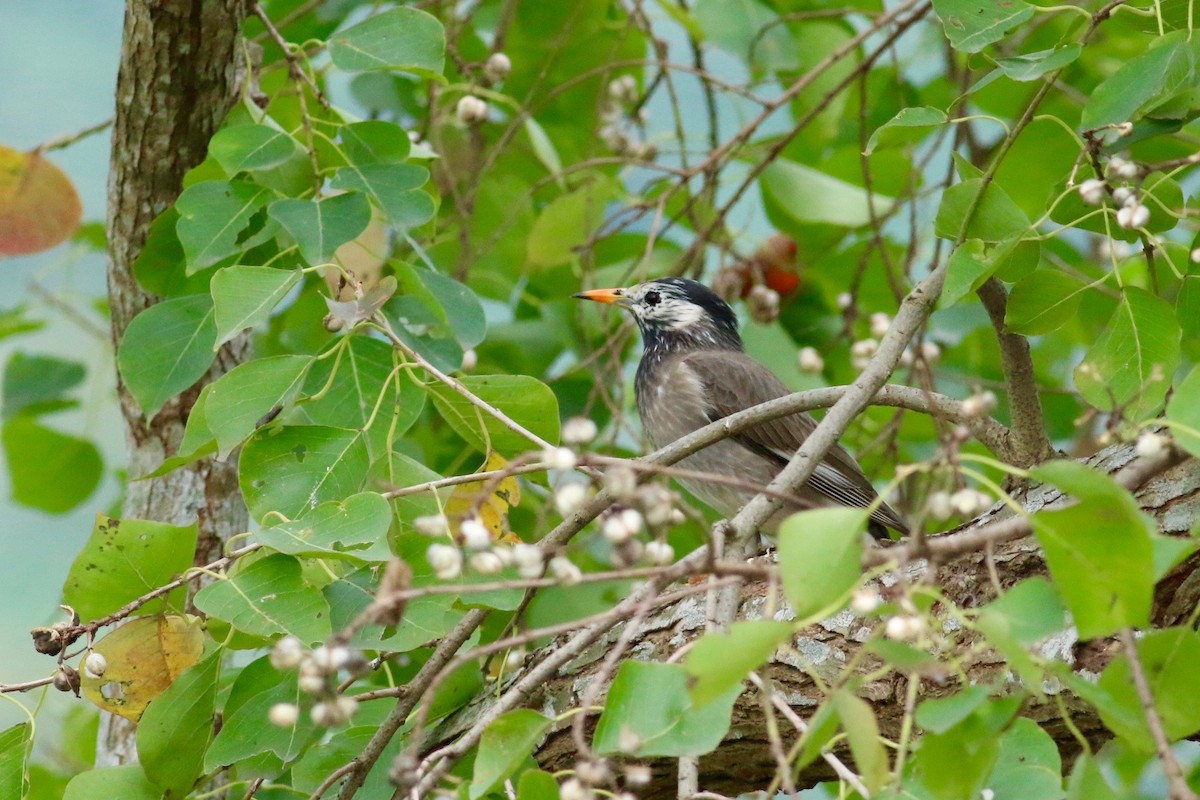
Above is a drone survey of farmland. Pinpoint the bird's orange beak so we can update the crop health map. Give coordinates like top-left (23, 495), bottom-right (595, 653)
top-left (573, 288), bottom-right (625, 305)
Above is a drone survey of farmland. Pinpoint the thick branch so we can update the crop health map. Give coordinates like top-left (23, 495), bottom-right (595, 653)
top-left (436, 445), bottom-right (1200, 798)
top-left (976, 277), bottom-right (1055, 468)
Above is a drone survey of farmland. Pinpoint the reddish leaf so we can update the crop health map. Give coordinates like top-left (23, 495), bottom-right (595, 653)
top-left (0, 146), bottom-right (83, 256)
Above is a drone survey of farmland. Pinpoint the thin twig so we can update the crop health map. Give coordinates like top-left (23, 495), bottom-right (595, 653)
top-left (1117, 628), bottom-right (1198, 800)
top-left (252, 3), bottom-right (330, 109)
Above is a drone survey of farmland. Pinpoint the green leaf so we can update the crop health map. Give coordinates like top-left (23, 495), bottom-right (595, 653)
top-left (292, 336), bottom-right (425, 460)
top-left (269, 193), bottom-right (372, 266)
top-left (865, 106), bottom-right (948, 154)
top-left (340, 120), bottom-right (411, 165)
top-left (470, 710), bottom-right (551, 800)
top-left (935, 178), bottom-right (1030, 242)
top-left (917, 685), bottom-right (991, 734)
top-left (1093, 627), bottom-right (1200, 753)
top-left (427, 374), bottom-right (560, 455)
top-left (694, 0), bottom-right (798, 70)
top-left (2, 417), bottom-right (102, 513)
top-left (3, 353), bottom-right (84, 418)
top-left (209, 124), bottom-right (297, 174)
top-left (931, 0), bottom-right (1034, 53)
top-left (420, 268), bottom-right (487, 349)
top-left (139, 384), bottom-right (218, 479)
top-left (1005, 269), bottom-right (1088, 335)
top-left (204, 355), bottom-right (311, 458)
top-left (907, 697), bottom-right (1019, 799)
top-left (329, 7), bottom-right (446, 77)
top-left (1176, 276), bottom-right (1200, 350)
top-left (833, 691), bottom-right (888, 792)
top-left (325, 568), bottom-right (463, 651)
top-left (523, 118), bottom-right (564, 183)
top-left (1030, 462), bottom-right (1155, 638)
top-left (987, 718), bottom-right (1064, 800)
top-left (527, 183), bottom-right (615, 267)
top-left (137, 648), bottom-right (221, 799)
top-left (257, 491), bottom-right (392, 562)
top-left (593, 662), bottom-right (740, 757)
top-left (175, 180), bottom-right (272, 272)
top-left (1066, 753), bottom-right (1120, 800)
top-left (994, 44), bottom-right (1082, 81)
top-left (940, 239), bottom-right (992, 307)
top-left (1166, 364), bottom-right (1200, 459)
top-left (64, 766), bottom-right (159, 800)
top-left (777, 508), bottom-right (867, 621)
top-left (133, 208), bottom-right (211, 297)
top-left (976, 577), bottom-right (1066, 646)
top-left (1081, 40), bottom-right (1196, 130)
top-left (204, 655), bottom-right (318, 769)
top-left (63, 515), bottom-right (197, 621)
top-left (761, 159), bottom-right (892, 228)
top-left (517, 770), bottom-right (561, 800)
top-left (0, 723), bottom-right (30, 800)
top-left (193, 553), bottom-right (332, 643)
top-left (211, 266), bottom-right (301, 348)
top-left (330, 163), bottom-right (434, 228)
top-left (684, 620), bottom-right (793, 708)
top-left (1074, 287), bottom-right (1180, 420)
top-left (239, 426), bottom-right (370, 521)
top-left (117, 294), bottom-right (217, 418)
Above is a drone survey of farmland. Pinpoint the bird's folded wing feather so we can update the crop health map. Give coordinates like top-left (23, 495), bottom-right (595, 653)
top-left (682, 350), bottom-right (908, 533)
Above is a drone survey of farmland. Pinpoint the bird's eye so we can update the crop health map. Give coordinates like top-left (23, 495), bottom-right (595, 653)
top-left (644, 290), bottom-right (661, 306)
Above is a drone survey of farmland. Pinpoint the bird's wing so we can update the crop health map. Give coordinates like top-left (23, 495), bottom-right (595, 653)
top-left (681, 350), bottom-right (908, 534)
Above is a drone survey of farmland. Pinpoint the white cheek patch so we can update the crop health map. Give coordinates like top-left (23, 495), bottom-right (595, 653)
top-left (659, 302), bottom-right (706, 330)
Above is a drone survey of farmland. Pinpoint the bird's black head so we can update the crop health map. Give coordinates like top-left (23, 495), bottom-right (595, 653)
top-left (574, 277), bottom-right (743, 353)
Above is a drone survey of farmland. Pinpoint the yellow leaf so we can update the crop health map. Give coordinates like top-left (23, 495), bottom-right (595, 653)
top-left (80, 614), bottom-right (205, 722)
top-left (0, 146), bottom-right (82, 256)
top-left (445, 452), bottom-right (522, 543)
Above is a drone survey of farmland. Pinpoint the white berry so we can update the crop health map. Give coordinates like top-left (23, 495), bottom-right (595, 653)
top-left (562, 417), bottom-right (599, 445)
top-left (427, 543), bottom-right (463, 580)
top-left (413, 514), bottom-right (449, 537)
top-left (484, 52), bottom-right (511, 82)
top-left (1135, 432), bottom-right (1166, 458)
top-left (549, 555), bottom-right (583, 585)
top-left (1077, 178), bottom-right (1105, 206)
top-left (869, 312), bottom-right (891, 339)
top-left (269, 702), bottom-right (300, 727)
top-left (543, 446), bottom-right (578, 471)
top-left (512, 543), bottom-right (544, 579)
top-left (797, 346), bottom-right (824, 374)
top-left (469, 551), bottom-right (504, 575)
top-left (644, 540), bottom-right (675, 565)
top-left (554, 483), bottom-right (589, 516)
top-left (455, 95), bottom-right (488, 124)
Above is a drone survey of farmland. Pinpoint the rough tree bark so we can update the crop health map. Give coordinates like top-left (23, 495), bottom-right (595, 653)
top-left (435, 445), bottom-right (1200, 797)
top-left (100, 0), bottom-right (249, 767)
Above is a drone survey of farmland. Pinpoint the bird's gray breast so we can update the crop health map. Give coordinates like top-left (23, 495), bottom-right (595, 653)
top-left (636, 356), bottom-right (782, 521)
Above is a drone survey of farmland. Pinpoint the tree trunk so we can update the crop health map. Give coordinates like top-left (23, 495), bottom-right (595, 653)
top-left (100, 0), bottom-right (249, 767)
top-left (436, 445), bottom-right (1200, 797)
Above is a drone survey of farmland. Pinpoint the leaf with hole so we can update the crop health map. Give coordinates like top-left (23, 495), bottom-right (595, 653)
top-left (239, 426), bottom-right (370, 522)
top-left (175, 180), bottom-right (272, 273)
top-left (204, 354), bottom-right (311, 458)
top-left (63, 515), bottom-right (197, 621)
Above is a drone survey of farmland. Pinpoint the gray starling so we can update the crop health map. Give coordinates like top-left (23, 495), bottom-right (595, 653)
top-left (576, 277), bottom-right (908, 538)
